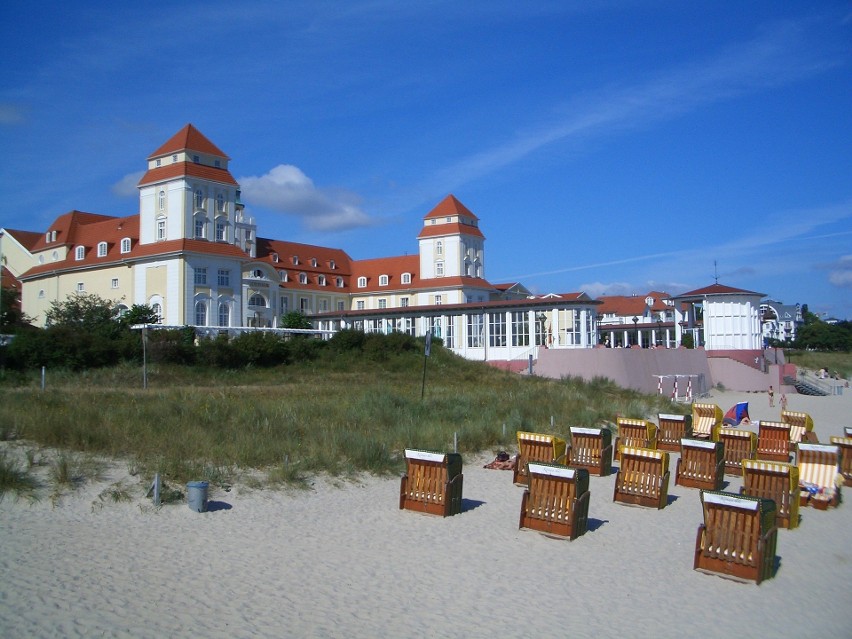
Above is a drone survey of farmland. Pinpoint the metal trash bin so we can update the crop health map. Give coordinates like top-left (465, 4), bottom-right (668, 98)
top-left (186, 481), bottom-right (209, 513)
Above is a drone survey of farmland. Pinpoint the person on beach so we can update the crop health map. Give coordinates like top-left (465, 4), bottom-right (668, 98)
top-left (768, 385), bottom-right (775, 407)
top-left (780, 393), bottom-right (787, 411)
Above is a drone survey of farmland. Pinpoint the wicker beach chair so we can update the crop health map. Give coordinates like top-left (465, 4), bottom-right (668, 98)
top-left (513, 431), bottom-right (568, 486)
top-left (756, 421), bottom-right (792, 463)
top-left (781, 410), bottom-right (816, 450)
top-left (692, 403), bottom-right (723, 441)
top-left (694, 491), bottom-right (778, 584)
top-left (718, 428), bottom-right (757, 475)
top-left (676, 439), bottom-right (725, 491)
top-left (829, 436), bottom-right (852, 487)
top-left (797, 443), bottom-right (841, 509)
top-left (399, 449), bottom-right (464, 517)
top-left (740, 459), bottom-right (800, 529)
top-left (567, 426), bottom-right (612, 476)
top-left (657, 412), bottom-right (693, 452)
top-left (613, 447), bottom-right (670, 509)
top-left (615, 418), bottom-right (657, 460)
top-left (519, 463), bottom-right (590, 540)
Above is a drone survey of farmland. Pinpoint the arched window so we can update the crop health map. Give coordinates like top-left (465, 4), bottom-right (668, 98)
top-left (195, 189), bottom-right (204, 209)
top-left (120, 238), bottom-right (131, 253)
top-left (159, 190), bottom-right (165, 210)
top-left (194, 216), bottom-right (205, 239)
top-left (299, 272), bottom-right (308, 284)
top-left (195, 301), bottom-right (207, 326)
top-left (215, 219), bottom-right (226, 241)
top-left (401, 273), bottom-right (411, 285)
top-left (218, 303), bottom-right (230, 327)
top-left (379, 275), bottom-right (388, 286)
top-left (357, 276), bottom-right (367, 288)
top-left (318, 275), bottom-right (327, 286)
top-left (151, 303), bottom-right (162, 323)
top-left (97, 242), bottom-right (108, 257)
top-left (249, 294), bottom-right (267, 307)
top-left (336, 277), bottom-right (344, 288)
top-left (216, 193), bottom-right (225, 213)
top-left (75, 246), bottom-right (85, 260)
top-left (436, 241), bottom-right (443, 256)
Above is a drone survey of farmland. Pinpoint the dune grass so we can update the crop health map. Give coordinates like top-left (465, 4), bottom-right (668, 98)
top-left (0, 345), bottom-right (683, 491)
top-left (0, 450), bottom-right (40, 502)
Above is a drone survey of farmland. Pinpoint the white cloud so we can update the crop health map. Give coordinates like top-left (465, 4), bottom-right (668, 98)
top-left (828, 255), bottom-right (852, 288)
top-left (112, 171), bottom-right (145, 197)
top-left (239, 164), bottom-right (375, 232)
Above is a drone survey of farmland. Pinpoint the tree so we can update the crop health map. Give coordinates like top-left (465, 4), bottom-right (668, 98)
top-left (45, 292), bottom-right (122, 338)
top-left (0, 285), bottom-right (31, 332)
top-left (281, 311), bottom-right (313, 330)
top-left (119, 304), bottom-right (161, 329)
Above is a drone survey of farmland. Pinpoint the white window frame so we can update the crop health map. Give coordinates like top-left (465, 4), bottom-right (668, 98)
top-left (120, 238), bottom-right (131, 253)
top-left (357, 276), bottom-right (367, 288)
top-left (217, 269), bottom-right (230, 287)
top-left (379, 274), bottom-right (389, 286)
top-left (401, 272), bottom-right (411, 285)
top-left (75, 246), bottom-right (85, 260)
top-left (194, 267), bottom-right (208, 286)
top-left (111, 278), bottom-right (119, 289)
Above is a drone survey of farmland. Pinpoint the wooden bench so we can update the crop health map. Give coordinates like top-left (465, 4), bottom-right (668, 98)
top-left (513, 431), bottom-right (568, 486)
top-left (694, 491), bottom-right (778, 585)
top-left (756, 421), bottom-right (792, 462)
top-left (519, 463), bottom-right (590, 540)
top-left (740, 460), bottom-right (800, 530)
top-left (797, 443), bottom-right (841, 509)
top-left (399, 449), bottom-right (463, 517)
top-left (692, 403), bottom-right (723, 441)
top-left (613, 447), bottom-right (670, 509)
top-left (567, 426), bottom-right (612, 476)
top-left (718, 428), bottom-right (757, 475)
top-left (781, 410), bottom-right (816, 450)
top-left (657, 412), bottom-right (692, 452)
top-left (829, 436), bottom-right (852, 487)
top-left (614, 418), bottom-right (657, 460)
top-left (676, 439), bottom-right (724, 491)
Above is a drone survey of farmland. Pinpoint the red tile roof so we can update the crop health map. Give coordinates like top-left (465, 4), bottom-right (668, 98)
top-left (675, 283), bottom-right (765, 298)
top-left (3, 229), bottom-right (43, 251)
top-left (148, 124), bottom-right (229, 160)
top-left (424, 194), bottom-right (479, 221)
top-left (416, 221), bottom-right (485, 240)
top-left (138, 161), bottom-right (239, 187)
top-left (596, 293), bottom-right (671, 316)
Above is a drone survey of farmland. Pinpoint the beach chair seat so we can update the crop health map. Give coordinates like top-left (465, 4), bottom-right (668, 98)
top-left (740, 460), bottom-right (800, 529)
top-left (718, 428), bottom-right (757, 475)
top-left (399, 449), bottom-right (463, 517)
top-left (829, 436), bottom-right (852, 487)
top-left (614, 418), bottom-right (657, 460)
top-left (676, 439), bottom-right (724, 491)
top-left (613, 447), bottom-right (670, 509)
top-left (694, 491), bottom-right (778, 584)
top-left (692, 403), bottom-right (723, 441)
top-left (781, 410), bottom-right (816, 450)
top-left (519, 463), bottom-right (590, 540)
top-left (567, 426), bottom-right (612, 476)
top-left (756, 421), bottom-right (792, 463)
top-left (513, 431), bottom-right (568, 486)
top-left (657, 413), bottom-right (693, 452)
top-left (797, 443), bottom-right (841, 509)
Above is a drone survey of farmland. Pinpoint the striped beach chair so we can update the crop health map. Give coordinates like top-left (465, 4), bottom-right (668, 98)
top-left (657, 412), bottom-right (693, 452)
top-left (756, 421), bottom-right (792, 463)
top-left (399, 449), bottom-right (464, 517)
top-left (613, 447), bottom-right (670, 509)
top-left (718, 428), bottom-right (757, 475)
top-left (615, 417), bottom-right (657, 460)
top-left (740, 459), bottom-right (800, 529)
top-left (829, 436), bottom-right (852, 487)
top-left (781, 410), bottom-right (816, 449)
top-left (692, 403), bottom-right (723, 441)
top-left (797, 443), bottom-right (841, 509)
top-left (694, 491), bottom-right (778, 585)
top-left (676, 439), bottom-right (725, 491)
top-left (519, 463), bottom-right (590, 540)
top-left (567, 426), bottom-right (613, 476)
top-left (513, 431), bottom-right (568, 486)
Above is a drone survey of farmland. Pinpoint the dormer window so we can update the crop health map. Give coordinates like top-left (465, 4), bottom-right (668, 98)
top-left (45, 232), bottom-right (50, 242)
top-left (51, 230), bottom-right (57, 242)
top-left (292, 256), bottom-right (299, 265)
top-left (318, 275), bottom-right (327, 286)
top-left (329, 260), bottom-right (336, 270)
top-left (336, 277), bottom-right (344, 288)
top-left (97, 242), bottom-right (108, 258)
top-left (379, 274), bottom-right (389, 286)
top-left (75, 246), bottom-right (85, 261)
top-left (279, 271), bottom-right (289, 282)
top-left (120, 238), bottom-right (131, 253)
top-left (271, 253), bottom-right (279, 263)
top-left (299, 272), bottom-right (308, 284)
top-left (214, 159), bottom-right (221, 168)
top-left (252, 269), bottom-right (264, 279)
top-left (401, 272), bottom-right (411, 285)
top-left (357, 276), bottom-right (367, 288)
top-left (193, 155), bottom-right (200, 163)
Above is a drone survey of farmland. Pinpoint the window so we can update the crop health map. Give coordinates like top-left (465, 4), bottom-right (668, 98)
top-left (172, 154), bottom-right (178, 163)
top-left (336, 277), bottom-right (344, 288)
top-left (249, 294), bottom-right (266, 307)
top-left (194, 267), bottom-right (208, 286)
top-left (194, 218), bottom-right (205, 239)
top-left (157, 218), bottom-right (166, 241)
top-left (319, 299), bottom-right (329, 312)
top-left (378, 299), bottom-right (387, 309)
top-left (436, 241), bottom-right (443, 256)
top-left (218, 303), bottom-right (229, 327)
top-left (280, 297), bottom-right (288, 314)
top-left (329, 260), bottom-right (336, 270)
top-left (292, 256), bottom-right (299, 265)
top-left (300, 297), bottom-right (310, 312)
top-left (356, 300), bottom-right (365, 310)
top-left (379, 275), bottom-right (388, 286)
top-left (271, 253), bottom-right (279, 263)
top-left (156, 159), bottom-right (161, 167)
top-left (436, 261), bottom-right (444, 277)
top-left (279, 271), bottom-right (289, 282)
top-left (76, 282), bottom-right (85, 292)
top-left (357, 276), bottom-right (367, 288)
top-left (120, 238), bottom-right (131, 253)
top-left (193, 155), bottom-right (200, 164)
top-left (51, 230), bottom-right (57, 242)
top-left (467, 314), bottom-right (484, 347)
top-left (435, 295), bottom-right (442, 305)
top-left (299, 273), bottom-right (308, 284)
top-left (310, 258), bottom-right (317, 267)
top-left (159, 190), bottom-right (165, 210)
top-left (337, 301), bottom-right (345, 311)
top-left (217, 269), bottom-right (230, 287)
top-left (195, 301), bottom-right (207, 325)
top-left (45, 232), bottom-right (50, 242)
top-left (216, 193), bottom-right (225, 213)
top-left (214, 159), bottom-right (221, 168)
top-left (489, 312), bottom-right (507, 347)
top-left (318, 275), bottom-right (327, 286)
top-left (195, 189), bottom-right (204, 208)
top-left (251, 269), bottom-right (264, 279)
top-left (215, 220), bottom-right (225, 241)
top-left (511, 311), bottom-right (530, 346)
top-left (401, 273), bottom-right (411, 285)
top-left (152, 303), bottom-right (162, 323)
top-left (38, 290), bottom-right (45, 299)
top-left (75, 246), bottom-right (85, 260)
top-left (401, 297), bottom-right (409, 307)
top-left (111, 278), bottom-right (119, 289)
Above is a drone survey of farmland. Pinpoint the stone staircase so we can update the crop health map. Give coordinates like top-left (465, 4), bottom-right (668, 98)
top-left (785, 375), bottom-right (830, 396)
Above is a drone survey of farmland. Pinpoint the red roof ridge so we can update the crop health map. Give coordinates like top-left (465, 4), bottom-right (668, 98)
top-left (423, 194), bottom-right (479, 221)
top-left (148, 124), bottom-right (229, 160)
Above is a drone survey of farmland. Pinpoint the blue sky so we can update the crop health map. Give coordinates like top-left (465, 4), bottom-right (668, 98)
top-left (2, 1), bottom-right (851, 318)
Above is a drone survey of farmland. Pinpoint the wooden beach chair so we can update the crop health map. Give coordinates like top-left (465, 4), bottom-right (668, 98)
top-left (676, 439), bottom-right (724, 491)
top-left (519, 463), bottom-right (590, 540)
top-left (567, 426), bottom-right (612, 476)
top-left (694, 491), bottom-right (778, 585)
top-left (513, 431), bottom-right (568, 486)
top-left (781, 410), bottom-right (816, 450)
top-left (613, 447), bottom-right (670, 509)
top-left (657, 412), bottom-right (692, 452)
top-left (718, 428), bottom-right (757, 475)
top-left (615, 418), bottom-right (657, 460)
top-left (692, 403), bottom-right (723, 441)
top-left (829, 436), bottom-right (852, 487)
top-left (740, 460), bottom-right (800, 530)
top-left (756, 421), bottom-right (792, 463)
top-left (797, 443), bottom-right (841, 509)
top-left (399, 449), bottom-right (463, 517)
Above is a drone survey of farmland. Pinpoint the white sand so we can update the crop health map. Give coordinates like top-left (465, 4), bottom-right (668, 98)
top-left (1, 388), bottom-right (850, 638)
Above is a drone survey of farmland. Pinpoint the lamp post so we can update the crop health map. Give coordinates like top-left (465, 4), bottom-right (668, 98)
top-left (632, 316), bottom-right (639, 348)
top-left (0, 229), bottom-right (5, 335)
top-left (657, 318), bottom-right (663, 347)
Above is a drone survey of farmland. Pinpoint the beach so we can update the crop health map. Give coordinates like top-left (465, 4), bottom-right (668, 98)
top-left (1, 388), bottom-right (850, 638)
